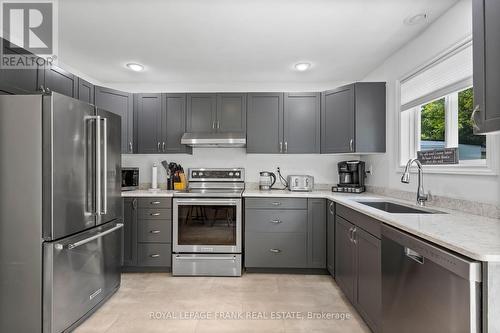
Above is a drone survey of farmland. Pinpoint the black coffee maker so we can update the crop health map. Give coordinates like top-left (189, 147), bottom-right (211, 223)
top-left (332, 160), bottom-right (366, 193)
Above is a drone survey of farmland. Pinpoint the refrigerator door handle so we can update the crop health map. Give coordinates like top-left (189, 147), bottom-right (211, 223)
top-left (95, 115), bottom-right (102, 216)
top-left (101, 117), bottom-right (107, 215)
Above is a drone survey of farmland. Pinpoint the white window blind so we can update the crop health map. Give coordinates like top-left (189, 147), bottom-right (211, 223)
top-left (400, 42), bottom-right (472, 111)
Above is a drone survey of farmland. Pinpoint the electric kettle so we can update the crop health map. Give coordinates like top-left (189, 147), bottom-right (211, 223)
top-left (259, 171), bottom-right (276, 190)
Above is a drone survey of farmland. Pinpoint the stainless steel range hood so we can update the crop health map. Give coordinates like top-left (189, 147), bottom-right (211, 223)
top-left (181, 132), bottom-right (246, 148)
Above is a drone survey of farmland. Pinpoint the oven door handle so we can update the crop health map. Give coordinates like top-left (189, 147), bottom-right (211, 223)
top-left (175, 199), bottom-right (239, 205)
top-left (174, 256), bottom-right (237, 261)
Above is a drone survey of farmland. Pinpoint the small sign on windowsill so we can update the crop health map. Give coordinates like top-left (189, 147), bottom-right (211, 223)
top-left (417, 147), bottom-right (459, 165)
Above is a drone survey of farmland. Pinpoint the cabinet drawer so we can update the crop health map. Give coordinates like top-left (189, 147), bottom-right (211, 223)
top-left (137, 198), bottom-right (171, 209)
top-left (245, 232), bottom-right (307, 268)
top-left (336, 204), bottom-right (381, 239)
top-left (138, 219), bottom-right (172, 243)
top-left (138, 208), bottom-right (171, 220)
top-left (137, 243), bottom-right (172, 267)
top-left (245, 198), bottom-right (307, 210)
top-left (245, 209), bottom-right (307, 233)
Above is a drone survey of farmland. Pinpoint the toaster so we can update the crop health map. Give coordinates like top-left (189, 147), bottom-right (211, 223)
top-left (287, 175), bottom-right (314, 192)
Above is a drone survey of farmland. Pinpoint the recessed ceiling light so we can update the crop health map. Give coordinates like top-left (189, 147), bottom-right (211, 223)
top-left (404, 13), bottom-right (428, 26)
top-left (126, 63), bottom-right (144, 72)
top-left (294, 62), bottom-right (311, 71)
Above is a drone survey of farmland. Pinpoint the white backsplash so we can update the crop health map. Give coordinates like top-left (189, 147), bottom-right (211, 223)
top-left (122, 148), bottom-right (359, 185)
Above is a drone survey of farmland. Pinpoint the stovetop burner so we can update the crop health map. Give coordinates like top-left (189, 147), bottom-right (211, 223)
top-left (174, 168), bottom-right (245, 198)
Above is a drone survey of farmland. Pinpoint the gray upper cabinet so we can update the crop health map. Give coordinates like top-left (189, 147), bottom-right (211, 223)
top-left (284, 92), bottom-right (321, 153)
top-left (327, 200), bottom-right (335, 276)
top-left (321, 82), bottom-right (386, 154)
top-left (38, 65), bottom-right (77, 98)
top-left (247, 93), bottom-right (283, 153)
top-left (77, 78), bottom-right (94, 104)
top-left (0, 38), bottom-right (38, 94)
top-left (187, 93), bottom-right (217, 132)
top-left (216, 93), bottom-right (247, 133)
top-left (95, 86), bottom-right (134, 153)
top-left (136, 93), bottom-right (163, 154)
top-left (164, 94), bottom-right (191, 153)
top-left (307, 198), bottom-right (326, 268)
top-left (472, 0), bottom-right (500, 133)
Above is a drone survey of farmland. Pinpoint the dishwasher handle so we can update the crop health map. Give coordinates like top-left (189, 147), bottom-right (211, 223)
top-left (405, 247), bottom-right (424, 264)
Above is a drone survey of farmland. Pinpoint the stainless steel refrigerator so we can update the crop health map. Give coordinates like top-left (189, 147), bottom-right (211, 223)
top-left (0, 92), bottom-right (123, 333)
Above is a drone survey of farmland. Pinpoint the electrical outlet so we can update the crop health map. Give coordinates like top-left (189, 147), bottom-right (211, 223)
top-left (366, 164), bottom-right (373, 175)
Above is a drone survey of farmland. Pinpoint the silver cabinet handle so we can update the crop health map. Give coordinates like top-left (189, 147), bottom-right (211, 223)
top-left (328, 202), bottom-right (334, 215)
top-left (271, 202), bottom-right (281, 206)
top-left (157, 142), bottom-right (161, 152)
top-left (150, 213), bottom-right (161, 216)
top-left (55, 223), bottom-right (123, 250)
top-left (270, 219), bottom-right (282, 224)
top-left (212, 121), bottom-right (215, 129)
top-left (162, 142), bottom-right (166, 152)
top-left (352, 227), bottom-right (357, 244)
top-left (269, 248), bottom-right (281, 253)
top-left (349, 139), bottom-right (354, 152)
top-left (132, 198), bottom-right (138, 210)
top-left (284, 141), bottom-right (288, 153)
top-left (150, 230), bottom-right (161, 234)
top-left (405, 247), bottom-right (424, 264)
top-left (279, 142), bottom-right (283, 153)
top-left (129, 141), bottom-right (133, 152)
top-left (150, 201), bottom-right (161, 205)
top-left (217, 121), bottom-right (220, 129)
top-left (471, 105), bottom-right (481, 132)
top-left (348, 227), bottom-right (354, 242)
top-left (150, 254), bottom-right (160, 258)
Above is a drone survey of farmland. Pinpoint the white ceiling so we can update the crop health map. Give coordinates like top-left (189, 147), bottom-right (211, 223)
top-left (58, 0), bottom-right (459, 92)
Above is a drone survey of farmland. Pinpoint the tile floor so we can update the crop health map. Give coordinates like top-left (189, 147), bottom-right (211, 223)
top-left (75, 273), bottom-right (371, 333)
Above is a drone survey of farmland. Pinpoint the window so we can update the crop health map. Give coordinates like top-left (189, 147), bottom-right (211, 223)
top-left (399, 40), bottom-right (492, 170)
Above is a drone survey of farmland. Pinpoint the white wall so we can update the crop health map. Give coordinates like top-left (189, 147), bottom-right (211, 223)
top-left (361, 0), bottom-right (500, 205)
top-left (123, 149), bottom-right (358, 185)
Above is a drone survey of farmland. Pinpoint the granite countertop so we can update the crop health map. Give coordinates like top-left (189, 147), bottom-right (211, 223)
top-left (244, 189), bottom-right (500, 262)
top-left (121, 188), bottom-right (500, 261)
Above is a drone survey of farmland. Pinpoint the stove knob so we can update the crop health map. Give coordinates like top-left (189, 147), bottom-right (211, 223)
top-left (235, 172), bottom-right (240, 177)
top-left (198, 172), bottom-right (203, 176)
top-left (192, 172), bottom-right (197, 176)
top-left (229, 172), bottom-right (234, 176)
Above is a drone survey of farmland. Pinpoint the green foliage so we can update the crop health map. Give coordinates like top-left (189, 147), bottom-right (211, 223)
top-left (458, 88), bottom-right (485, 146)
top-left (421, 98), bottom-right (445, 141)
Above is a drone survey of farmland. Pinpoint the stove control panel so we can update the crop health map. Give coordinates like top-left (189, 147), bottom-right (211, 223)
top-left (189, 168), bottom-right (245, 182)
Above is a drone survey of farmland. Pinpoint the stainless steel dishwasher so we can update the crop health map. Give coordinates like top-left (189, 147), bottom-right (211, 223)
top-left (382, 225), bottom-right (482, 333)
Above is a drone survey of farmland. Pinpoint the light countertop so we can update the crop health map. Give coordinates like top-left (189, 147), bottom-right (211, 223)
top-left (122, 188), bottom-right (500, 261)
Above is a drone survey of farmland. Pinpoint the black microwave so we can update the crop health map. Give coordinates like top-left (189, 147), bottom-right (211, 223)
top-left (122, 167), bottom-right (139, 191)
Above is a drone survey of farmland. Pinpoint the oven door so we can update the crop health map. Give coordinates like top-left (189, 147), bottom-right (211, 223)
top-left (173, 198), bottom-right (241, 253)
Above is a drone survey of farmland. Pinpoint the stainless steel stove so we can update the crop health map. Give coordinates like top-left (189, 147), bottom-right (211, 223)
top-left (172, 168), bottom-right (244, 276)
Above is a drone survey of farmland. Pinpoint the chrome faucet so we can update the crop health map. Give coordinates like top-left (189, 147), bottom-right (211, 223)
top-left (401, 159), bottom-right (428, 206)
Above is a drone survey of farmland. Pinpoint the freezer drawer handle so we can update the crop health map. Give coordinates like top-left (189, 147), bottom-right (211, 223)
top-left (405, 247), bottom-right (424, 264)
top-left (175, 256), bottom-right (236, 261)
top-left (55, 223), bottom-right (124, 250)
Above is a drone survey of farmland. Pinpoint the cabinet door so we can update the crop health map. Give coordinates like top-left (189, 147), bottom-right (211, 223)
top-left (284, 93), bottom-right (320, 153)
top-left (186, 93), bottom-right (216, 132)
top-left (136, 93), bottom-right (163, 154)
top-left (0, 38), bottom-right (38, 93)
top-left (247, 93), bottom-right (284, 153)
top-left (354, 227), bottom-right (381, 333)
top-left (321, 85), bottom-right (355, 153)
top-left (123, 198), bottom-right (138, 267)
top-left (473, 0), bottom-right (500, 133)
top-left (39, 65), bottom-right (77, 98)
top-left (335, 216), bottom-right (356, 304)
top-left (163, 93), bottom-right (191, 153)
top-left (77, 78), bottom-right (94, 104)
top-left (307, 199), bottom-right (326, 268)
top-left (95, 86), bottom-right (134, 153)
top-left (216, 93), bottom-right (246, 133)
top-left (327, 201), bottom-right (335, 276)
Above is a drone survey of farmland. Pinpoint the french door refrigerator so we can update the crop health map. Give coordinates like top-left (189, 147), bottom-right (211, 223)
top-left (0, 92), bottom-right (123, 333)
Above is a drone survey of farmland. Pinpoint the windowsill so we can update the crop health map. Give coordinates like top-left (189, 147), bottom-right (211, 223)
top-left (396, 163), bottom-right (498, 176)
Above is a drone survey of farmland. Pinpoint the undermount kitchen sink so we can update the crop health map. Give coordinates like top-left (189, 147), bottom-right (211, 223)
top-left (355, 201), bottom-right (446, 214)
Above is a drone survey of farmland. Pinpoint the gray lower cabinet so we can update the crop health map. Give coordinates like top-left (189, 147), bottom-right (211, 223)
top-left (472, 0), bottom-right (500, 133)
top-left (38, 65), bottom-right (77, 98)
top-left (244, 198), bottom-right (326, 269)
top-left (283, 92), bottom-right (321, 153)
top-left (326, 200), bottom-right (335, 276)
top-left (335, 204), bottom-right (381, 333)
top-left (247, 93), bottom-right (284, 153)
top-left (77, 78), bottom-right (94, 104)
top-left (321, 82), bottom-right (386, 154)
top-left (122, 197), bottom-right (172, 270)
top-left (95, 86), bottom-right (134, 153)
